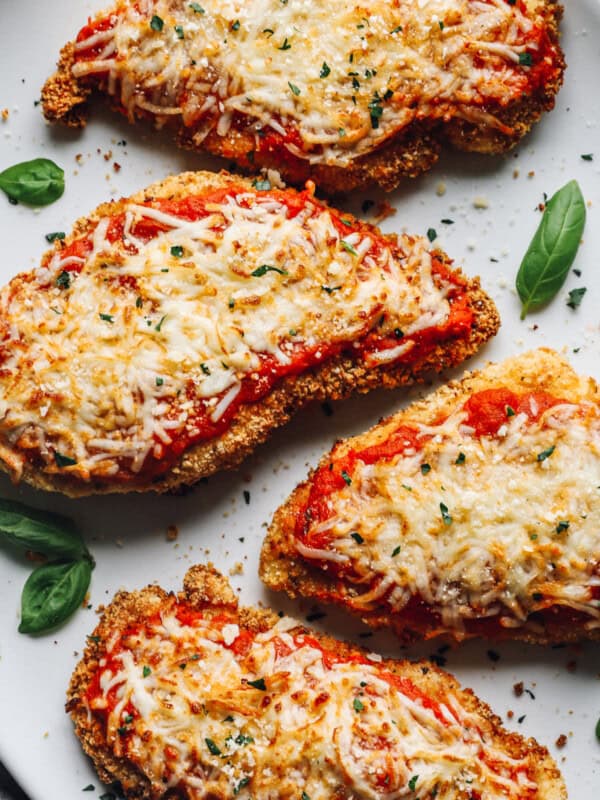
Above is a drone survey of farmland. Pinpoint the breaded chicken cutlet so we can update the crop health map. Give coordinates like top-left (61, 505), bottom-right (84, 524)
top-left (0, 170), bottom-right (498, 496)
top-left (42, 0), bottom-right (565, 193)
top-left (67, 564), bottom-right (567, 800)
top-left (260, 349), bottom-right (600, 645)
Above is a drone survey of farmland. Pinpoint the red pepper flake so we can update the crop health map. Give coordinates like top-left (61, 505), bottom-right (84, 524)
top-left (513, 681), bottom-right (524, 697)
top-left (555, 734), bottom-right (567, 748)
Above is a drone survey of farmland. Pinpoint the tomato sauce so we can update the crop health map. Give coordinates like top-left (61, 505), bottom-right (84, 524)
top-left (294, 385), bottom-right (582, 637)
top-left (85, 603), bottom-right (452, 731)
top-left (72, 4), bottom-right (563, 171)
top-left (44, 184), bottom-right (473, 481)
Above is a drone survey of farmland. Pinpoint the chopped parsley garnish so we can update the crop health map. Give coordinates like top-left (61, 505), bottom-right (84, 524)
top-left (123, 714), bottom-right (134, 724)
top-left (155, 377), bottom-right (164, 387)
top-left (142, 666), bottom-right (151, 677)
top-left (231, 19), bottom-right (240, 31)
top-left (205, 738), bottom-right (221, 756)
top-left (420, 463), bottom-right (431, 475)
top-left (82, 785), bottom-right (95, 791)
top-left (45, 231), bottom-right (65, 242)
top-left (321, 285), bottom-right (342, 294)
top-left (519, 52), bottom-right (532, 66)
top-left (99, 313), bottom-right (114, 323)
top-left (391, 545), bottom-right (401, 557)
top-left (350, 532), bottom-right (364, 544)
top-left (532, 592), bottom-right (543, 601)
top-left (135, 296), bottom-right (143, 308)
top-left (55, 270), bottom-right (71, 289)
top-left (170, 245), bottom-right (184, 257)
top-left (455, 452), bottom-right (466, 465)
top-left (506, 405), bottom-right (516, 417)
top-left (252, 178), bottom-right (271, 191)
top-left (247, 678), bottom-right (267, 690)
top-left (288, 81), bottom-right (301, 96)
top-left (234, 777), bottom-right (250, 795)
top-left (581, 153), bottom-right (594, 161)
top-left (394, 328), bottom-right (404, 339)
top-left (427, 227), bottom-right (437, 242)
top-left (150, 15), bottom-right (164, 31)
top-left (263, 28), bottom-right (274, 36)
top-left (556, 520), bottom-right (570, 533)
top-left (174, 24), bottom-right (184, 38)
top-left (537, 445), bottom-right (555, 462)
top-left (155, 314), bottom-right (167, 332)
top-left (243, 490), bottom-right (250, 505)
top-left (353, 697), bottom-right (364, 712)
top-left (441, 218), bottom-right (454, 225)
top-left (251, 264), bottom-right (288, 277)
top-left (235, 733), bottom-right (254, 746)
top-left (320, 62), bottom-right (331, 78)
top-left (596, 718), bottom-right (600, 741)
top-left (189, 2), bottom-right (205, 13)
top-left (438, 20), bottom-right (444, 29)
top-left (278, 37), bottom-right (291, 49)
top-left (228, 298), bottom-right (235, 309)
top-left (390, 25), bottom-right (402, 33)
top-left (54, 451), bottom-right (77, 468)
top-left (340, 240), bottom-right (358, 255)
top-left (567, 287), bottom-right (586, 309)
top-left (440, 502), bottom-right (452, 525)
top-left (341, 470), bottom-right (352, 485)
top-left (200, 363), bottom-right (211, 375)
top-left (368, 94), bottom-right (383, 129)
top-left (408, 775), bottom-right (419, 792)
top-left (301, 793), bottom-right (311, 800)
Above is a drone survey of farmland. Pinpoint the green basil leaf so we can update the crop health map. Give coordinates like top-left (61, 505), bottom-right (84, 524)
top-left (19, 559), bottom-right (92, 634)
top-left (0, 158), bottom-right (65, 206)
top-left (516, 180), bottom-right (586, 319)
top-left (0, 497), bottom-right (87, 560)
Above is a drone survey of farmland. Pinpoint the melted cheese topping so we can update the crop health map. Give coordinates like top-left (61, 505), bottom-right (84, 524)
top-left (298, 398), bottom-right (600, 634)
top-left (0, 186), bottom-right (457, 482)
top-left (89, 609), bottom-right (537, 798)
top-left (72, 0), bottom-right (553, 165)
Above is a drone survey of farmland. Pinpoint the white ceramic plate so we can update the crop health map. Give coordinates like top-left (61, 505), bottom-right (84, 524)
top-left (0, 2), bottom-right (599, 797)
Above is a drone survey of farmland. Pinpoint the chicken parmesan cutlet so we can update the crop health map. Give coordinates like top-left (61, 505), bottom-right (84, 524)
top-left (68, 564), bottom-right (566, 800)
top-left (0, 171), bottom-right (498, 496)
top-left (42, 0), bottom-right (565, 193)
top-left (261, 349), bottom-right (600, 644)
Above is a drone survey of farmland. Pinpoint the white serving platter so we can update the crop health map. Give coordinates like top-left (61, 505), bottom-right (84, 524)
top-left (0, 1), bottom-right (599, 797)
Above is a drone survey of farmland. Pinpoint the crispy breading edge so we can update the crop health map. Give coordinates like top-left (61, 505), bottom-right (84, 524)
top-left (260, 347), bottom-right (600, 647)
top-left (1, 169), bottom-right (499, 497)
top-left (67, 564), bottom-right (566, 800)
top-left (40, 2), bottom-right (565, 194)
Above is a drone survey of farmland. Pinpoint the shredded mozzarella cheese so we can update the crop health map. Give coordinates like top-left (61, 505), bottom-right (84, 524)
top-left (90, 609), bottom-right (536, 798)
top-left (71, 0), bottom-right (552, 165)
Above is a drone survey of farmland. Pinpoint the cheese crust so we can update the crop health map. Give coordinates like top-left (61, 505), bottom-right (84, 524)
top-left (0, 170), bottom-right (498, 497)
top-left (67, 564), bottom-right (566, 800)
top-left (41, 0), bottom-right (565, 193)
top-left (260, 349), bottom-right (600, 645)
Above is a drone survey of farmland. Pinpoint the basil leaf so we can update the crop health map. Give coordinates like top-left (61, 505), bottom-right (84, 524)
top-left (0, 498), bottom-right (88, 560)
top-left (516, 180), bottom-right (586, 319)
top-left (19, 559), bottom-right (92, 634)
top-left (0, 158), bottom-right (65, 206)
